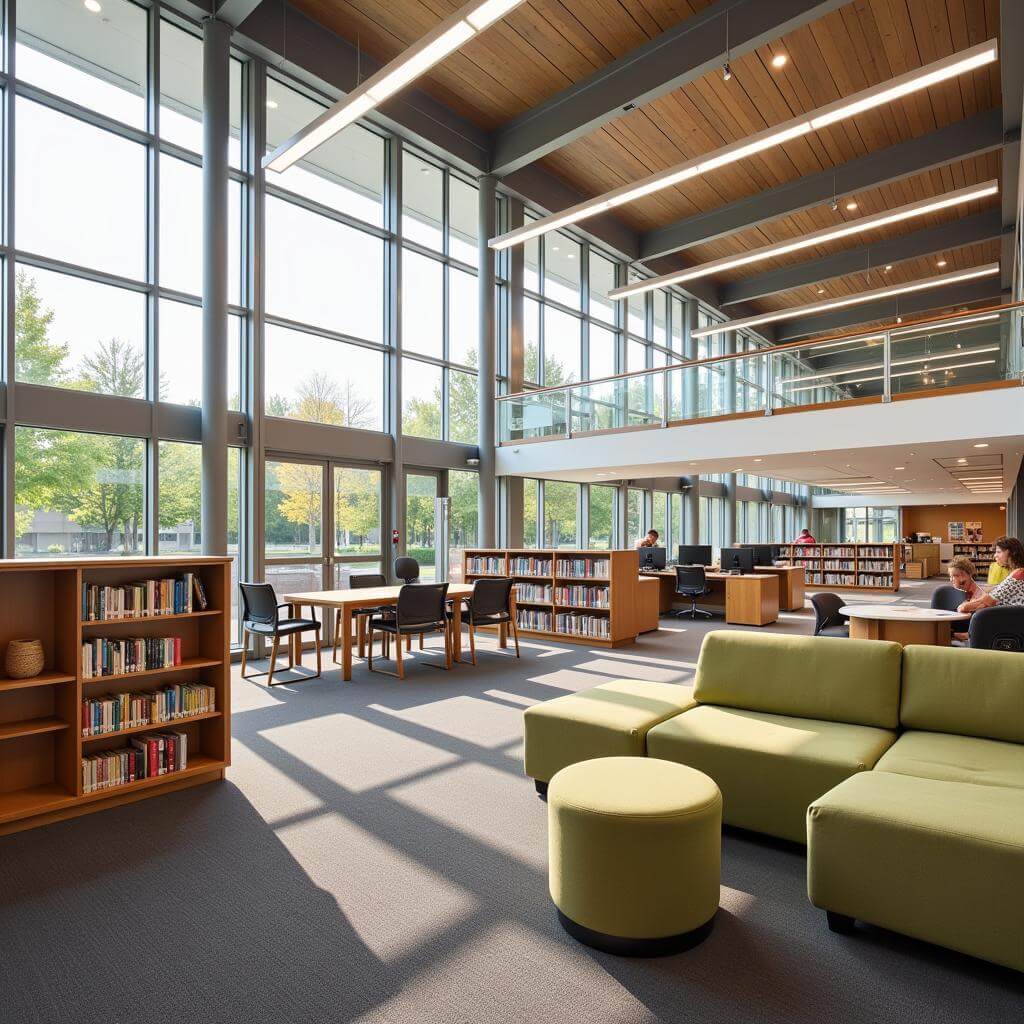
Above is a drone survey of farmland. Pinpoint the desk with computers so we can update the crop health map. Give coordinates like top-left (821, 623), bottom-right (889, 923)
top-left (639, 544), bottom-right (806, 625)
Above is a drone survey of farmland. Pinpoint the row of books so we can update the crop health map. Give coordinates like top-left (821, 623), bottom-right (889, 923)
top-left (466, 556), bottom-right (504, 575)
top-left (554, 585), bottom-right (609, 608)
top-left (858, 574), bottom-right (894, 587)
top-left (555, 613), bottom-right (611, 639)
top-left (823, 560), bottom-right (855, 571)
top-left (510, 557), bottom-right (552, 576)
top-left (515, 583), bottom-right (552, 603)
top-left (859, 547), bottom-right (894, 558)
top-left (821, 573), bottom-right (856, 586)
top-left (517, 609), bottom-right (552, 632)
top-left (81, 637), bottom-right (183, 679)
top-left (82, 574), bottom-right (207, 621)
top-left (81, 683), bottom-right (216, 738)
top-left (555, 558), bottom-right (610, 579)
top-left (860, 560), bottom-right (893, 571)
top-left (81, 731), bottom-right (188, 794)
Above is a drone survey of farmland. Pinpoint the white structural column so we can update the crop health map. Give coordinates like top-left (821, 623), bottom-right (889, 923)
top-left (201, 18), bottom-right (231, 555)
top-left (684, 299), bottom-right (699, 417)
top-left (477, 174), bottom-right (497, 545)
top-left (684, 475), bottom-right (699, 545)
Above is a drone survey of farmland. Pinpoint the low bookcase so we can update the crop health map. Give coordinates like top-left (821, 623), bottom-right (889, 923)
top-left (952, 542), bottom-right (997, 579)
top-left (0, 556), bottom-right (231, 836)
top-left (778, 543), bottom-right (900, 591)
top-left (463, 548), bottom-right (646, 647)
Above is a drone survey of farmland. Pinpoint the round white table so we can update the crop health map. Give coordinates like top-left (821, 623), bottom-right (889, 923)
top-left (839, 604), bottom-right (965, 646)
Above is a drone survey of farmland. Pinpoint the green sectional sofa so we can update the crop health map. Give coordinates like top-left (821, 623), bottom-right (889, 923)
top-left (645, 632), bottom-right (902, 842)
top-left (522, 631), bottom-right (1024, 971)
top-left (807, 644), bottom-right (1024, 973)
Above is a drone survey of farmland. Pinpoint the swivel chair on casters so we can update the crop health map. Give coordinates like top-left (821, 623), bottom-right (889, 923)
top-left (670, 566), bottom-right (712, 619)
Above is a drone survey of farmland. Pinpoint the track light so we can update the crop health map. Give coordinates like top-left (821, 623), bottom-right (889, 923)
top-left (722, 62), bottom-right (732, 81)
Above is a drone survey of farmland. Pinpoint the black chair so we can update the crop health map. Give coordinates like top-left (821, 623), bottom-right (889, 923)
top-left (670, 565), bottom-right (712, 619)
top-left (240, 582), bottom-right (322, 686)
top-left (968, 606), bottom-right (1024, 651)
top-left (394, 556), bottom-right (420, 584)
top-left (368, 582), bottom-right (451, 678)
top-left (332, 573), bottom-right (387, 664)
top-left (453, 577), bottom-right (520, 664)
top-left (811, 592), bottom-right (850, 638)
top-left (931, 584), bottom-right (971, 636)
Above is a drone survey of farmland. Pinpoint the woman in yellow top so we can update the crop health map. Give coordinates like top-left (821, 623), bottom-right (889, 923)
top-left (987, 559), bottom-right (1011, 585)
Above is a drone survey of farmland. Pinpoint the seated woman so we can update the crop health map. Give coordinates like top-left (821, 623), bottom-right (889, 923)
top-left (946, 555), bottom-right (983, 642)
top-left (957, 536), bottom-right (1024, 615)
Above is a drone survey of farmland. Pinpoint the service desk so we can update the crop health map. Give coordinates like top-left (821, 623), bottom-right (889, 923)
top-left (645, 569), bottom-right (778, 626)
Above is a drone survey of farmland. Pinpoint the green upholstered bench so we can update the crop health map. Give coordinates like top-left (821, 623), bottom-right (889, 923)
top-left (548, 757), bottom-right (722, 956)
top-left (646, 631), bottom-right (902, 843)
top-left (523, 679), bottom-right (695, 794)
top-left (808, 644), bottom-right (1024, 972)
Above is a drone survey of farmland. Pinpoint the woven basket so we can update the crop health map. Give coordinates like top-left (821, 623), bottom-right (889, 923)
top-left (5, 639), bottom-right (44, 679)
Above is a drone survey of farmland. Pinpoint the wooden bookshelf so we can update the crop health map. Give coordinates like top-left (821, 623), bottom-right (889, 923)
top-left (777, 543), bottom-right (900, 591)
top-left (463, 548), bottom-right (648, 647)
top-left (0, 556), bottom-right (231, 835)
top-left (952, 543), bottom-right (997, 578)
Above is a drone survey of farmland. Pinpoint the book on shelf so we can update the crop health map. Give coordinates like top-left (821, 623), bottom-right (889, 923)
top-left (510, 556), bottom-right (552, 576)
top-left (514, 582), bottom-right (552, 603)
top-left (81, 731), bottom-right (188, 794)
top-left (858, 574), bottom-right (894, 587)
top-left (554, 584), bottom-right (609, 608)
top-left (517, 608), bottom-right (552, 632)
top-left (555, 612), bottom-right (611, 639)
top-left (555, 557), bottom-right (610, 579)
top-left (82, 573), bottom-right (200, 621)
top-left (81, 683), bottom-right (216, 738)
top-left (81, 636), bottom-right (183, 679)
top-left (467, 556), bottom-right (505, 575)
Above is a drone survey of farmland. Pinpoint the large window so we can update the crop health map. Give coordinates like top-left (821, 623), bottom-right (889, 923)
top-left (15, 428), bottom-right (145, 558)
top-left (448, 470), bottom-right (480, 581)
top-left (589, 485), bottom-right (615, 549)
top-left (543, 481), bottom-right (580, 548)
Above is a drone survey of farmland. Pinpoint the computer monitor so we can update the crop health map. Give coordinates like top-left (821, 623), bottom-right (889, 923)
top-left (722, 547), bottom-right (755, 574)
top-left (638, 546), bottom-right (667, 570)
top-left (677, 544), bottom-right (713, 567)
top-left (749, 544), bottom-right (778, 566)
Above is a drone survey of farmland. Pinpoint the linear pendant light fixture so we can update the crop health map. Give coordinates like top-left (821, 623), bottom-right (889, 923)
top-left (608, 181), bottom-right (999, 299)
top-left (263, 0), bottom-right (526, 174)
top-left (778, 344), bottom-right (1000, 385)
top-left (690, 263), bottom-right (1000, 338)
top-left (487, 39), bottom-right (998, 251)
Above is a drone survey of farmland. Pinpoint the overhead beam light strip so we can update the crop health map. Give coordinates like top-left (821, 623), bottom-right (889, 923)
top-left (690, 263), bottom-right (1000, 338)
top-left (608, 181), bottom-right (999, 299)
top-left (487, 39), bottom-right (998, 251)
top-left (263, 0), bottom-right (526, 174)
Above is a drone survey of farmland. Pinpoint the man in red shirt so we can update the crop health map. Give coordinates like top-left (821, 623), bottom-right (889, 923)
top-left (793, 528), bottom-right (816, 545)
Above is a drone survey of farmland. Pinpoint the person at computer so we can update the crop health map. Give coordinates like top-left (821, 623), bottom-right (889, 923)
top-left (793, 528), bottom-right (816, 545)
top-left (637, 529), bottom-right (659, 548)
top-left (956, 536), bottom-right (1024, 614)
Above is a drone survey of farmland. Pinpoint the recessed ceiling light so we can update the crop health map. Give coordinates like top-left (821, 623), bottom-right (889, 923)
top-left (771, 53), bottom-right (788, 69)
top-left (884, 264), bottom-right (892, 271)
top-left (973, 442), bottom-right (989, 448)
top-left (266, 98), bottom-right (279, 109)
top-left (84, 0), bottom-right (102, 10)
top-left (753, 458), bottom-right (763, 462)
top-left (936, 259), bottom-right (947, 267)
top-left (817, 287), bottom-right (825, 294)
top-left (957, 458), bottom-right (967, 463)
top-left (846, 201), bottom-right (858, 211)
top-left (894, 466), bottom-right (905, 470)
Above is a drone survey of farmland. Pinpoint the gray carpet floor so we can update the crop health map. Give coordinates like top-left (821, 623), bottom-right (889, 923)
top-left (2, 579), bottom-right (1022, 1023)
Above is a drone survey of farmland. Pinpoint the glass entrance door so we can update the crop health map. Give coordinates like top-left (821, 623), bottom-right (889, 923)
top-left (264, 457), bottom-right (327, 598)
top-left (405, 471), bottom-right (440, 581)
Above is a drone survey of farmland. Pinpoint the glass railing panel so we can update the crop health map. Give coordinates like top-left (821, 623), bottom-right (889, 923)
top-left (570, 377), bottom-right (630, 433)
top-left (624, 372), bottom-right (660, 427)
top-left (886, 308), bottom-right (1013, 397)
top-left (774, 332), bottom-right (891, 406)
top-left (498, 388), bottom-right (569, 442)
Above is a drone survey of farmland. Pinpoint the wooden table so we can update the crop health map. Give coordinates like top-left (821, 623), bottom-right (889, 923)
top-left (283, 584), bottom-right (476, 681)
top-left (840, 604), bottom-right (962, 646)
top-left (753, 565), bottom-right (806, 611)
top-left (646, 570), bottom-right (779, 626)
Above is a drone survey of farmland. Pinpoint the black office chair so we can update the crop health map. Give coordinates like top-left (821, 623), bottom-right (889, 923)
top-left (811, 593), bottom-right (850, 638)
top-left (452, 577), bottom-right (520, 664)
top-left (394, 556), bottom-right (420, 584)
top-left (368, 582), bottom-right (451, 678)
top-left (670, 565), bottom-right (712, 619)
top-left (930, 584), bottom-right (971, 635)
top-left (968, 606), bottom-right (1024, 651)
top-left (240, 582), bottom-right (322, 686)
top-left (332, 573), bottom-right (388, 664)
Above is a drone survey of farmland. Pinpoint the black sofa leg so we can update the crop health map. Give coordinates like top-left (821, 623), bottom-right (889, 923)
top-left (534, 779), bottom-right (548, 798)
top-left (826, 911), bottom-right (856, 934)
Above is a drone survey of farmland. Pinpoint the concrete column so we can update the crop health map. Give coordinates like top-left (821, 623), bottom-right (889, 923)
top-left (503, 199), bottom-right (525, 545)
top-left (477, 175), bottom-right (497, 545)
top-left (684, 475), bottom-right (699, 544)
top-left (723, 473), bottom-right (737, 549)
top-left (616, 482), bottom-right (630, 548)
top-left (201, 18), bottom-right (230, 555)
top-left (387, 141), bottom-right (405, 577)
top-left (683, 299), bottom-right (699, 417)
